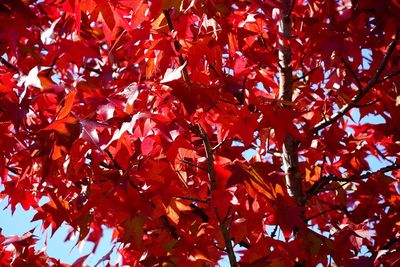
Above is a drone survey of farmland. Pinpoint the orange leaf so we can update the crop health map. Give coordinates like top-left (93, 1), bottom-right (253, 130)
top-left (237, 161), bottom-right (275, 200)
top-left (43, 116), bottom-right (79, 136)
top-left (193, 250), bottom-right (216, 264)
top-left (167, 198), bottom-right (192, 225)
top-left (57, 91), bottom-right (76, 119)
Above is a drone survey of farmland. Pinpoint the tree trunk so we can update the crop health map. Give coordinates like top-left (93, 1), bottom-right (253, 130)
top-left (278, 0), bottom-right (305, 207)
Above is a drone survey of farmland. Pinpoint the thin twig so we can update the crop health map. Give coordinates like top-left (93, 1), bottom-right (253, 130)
top-left (238, 241), bottom-right (251, 248)
top-left (270, 225), bottom-right (279, 239)
top-left (0, 58), bottom-right (19, 72)
top-left (340, 56), bottom-right (362, 90)
top-left (190, 203), bottom-right (210, 222)
top-left (174, 196), bottom-right (209, 204)
top-left (373, 145), bottom-right (395, 164)
top-left (180, 159), bottom-right (208, 172)
top-left (354, 98), bottom-right (379, 108)
top-left (161, 215), bottom-right (179, 239)
top-left (104, 149), bottom-right (140, 191)
top-left (214, 243), bottom-right (227, 252)
top-left (5, 166), bottom-right (20, 175)
top-left (293, 66), bottom-right (320, 82)
top-left (197, 124), bottom-right (217, 191)
top-left (305, 208), bottom-right (338, 222)
top-left (307, 163), bottom-right (400, 196)
top-left (312, 33), bottom-right (399, 133)
top-left (163, 9), bottom-right (190, 83)
top-left (377, 69), bottom-right (400, 83)
top-left (212, 139), bottom-right (228, 152)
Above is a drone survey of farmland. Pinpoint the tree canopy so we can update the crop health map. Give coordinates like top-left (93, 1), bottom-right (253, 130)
top-left (1, 0), bottom-right (400, 266)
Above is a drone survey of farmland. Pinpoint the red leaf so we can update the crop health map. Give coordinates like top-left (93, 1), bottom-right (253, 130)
top-left (95, 0), bottom-right (116, 31)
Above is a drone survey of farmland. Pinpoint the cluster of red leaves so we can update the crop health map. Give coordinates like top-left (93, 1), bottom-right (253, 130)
top-left (0, 229), bottom-right (68, 266)
top-left (1, 0), bottom-right (400, 266)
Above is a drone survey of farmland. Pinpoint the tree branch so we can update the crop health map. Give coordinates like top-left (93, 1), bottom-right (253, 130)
top-left (340, 56), bottom-right (362, 90)
top-left (196, 124), bottom-right (237, 266)
top-left (312, 34), bottom-right (399, 133)
top-left (197, 125), bottom-right (217, 191)
top-left (354, 98), bottom-right (379, 108)
top-left (0, 58), bottom-right (19, 72)
top-left (180, 159), bottom-right (208, 172)
top-left (307, 163), bottom-right (400, 196)
top-left (214, 208), bottom-right (237, 267)
top-left (212, 138), bottom-right (228, 152)
top-left (293, 66), bottom-right (320, 82)
top-left (377, 69), bottom-right (400, 83)
top-left (161, 215), bottom-right (179, 239)
top-left (270, 224), bottom-right (279, 239)
top-left (5, 165), bottom-right (21, 176)
top-left (304, 208), bottom-right (338, 223)
top-left (163, 9), bottom-right (190, 83)
top-left (174, 196), bottom-right (209, 204)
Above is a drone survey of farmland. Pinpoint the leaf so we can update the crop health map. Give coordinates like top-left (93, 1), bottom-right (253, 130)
top-left (160, 62), bottom-right (187, 83)
top-left (40, 17), bottom-right (61, 45)
top-left (18, 66), bottom-right (50, 90)
top-left (75, 212), bottom-right (93, 241)
top-left (57, 91), bottom-right (77, 119)
top-left (71, 253), bottom-right (91, 267)
top-left (166, 198), bottom-right (192, 225)
top-left (95, 0), bottom-right (116, 31)
top-left (43, 116), bottom-right (79, 136)
top-left (121, 216), bottom-right (145, 249)
top-left (103, 112), bottom-right (151, 148)
top-left (236, 161), bottom-right (275, 200)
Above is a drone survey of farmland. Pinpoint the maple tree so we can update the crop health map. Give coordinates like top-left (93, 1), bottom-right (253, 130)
top-left (1, 0), bottom-right (400, 266)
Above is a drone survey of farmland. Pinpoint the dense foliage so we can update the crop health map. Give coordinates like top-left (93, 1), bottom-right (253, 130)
top-left (1, 0), bottom-right (400, 266)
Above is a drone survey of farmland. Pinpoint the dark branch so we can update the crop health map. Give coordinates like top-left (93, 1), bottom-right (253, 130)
top-left (0, 58), bottom-right (19, 72)
top-left (354, 98), bottom-right (379, 108)
top-left (293, 66), bottom-right (320, 82)
top-left (307, 163), bottom-right (400, 196)
top-left (214, 208), bottom-right (237, 267)
top-left (5, 166), bottom-right (21, 175)
top-left (312, 34), bottom-right (399, 133)
top-left (189, 203), bottom-right (210, 222)
top-left (196, 124), bottom-right (237, 266)
top-left (180, 159), bottom-right (208, 172)
top-left (305, 208), bottom-right (338, 222)
top-left (270, 224), bottom-right (279, 239)
top-left (161, 215), bottom-right (179, 239)
top-left (163, 9), bottom-right (190, 83)
top-left (377, 69), bottom-right (400, 83)
top-left (340, 56), bottom-right (362, 90)
top-left (197, 125), bottom-right (217, 191)
top-left (174, 196), bottom-right (209, 204)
